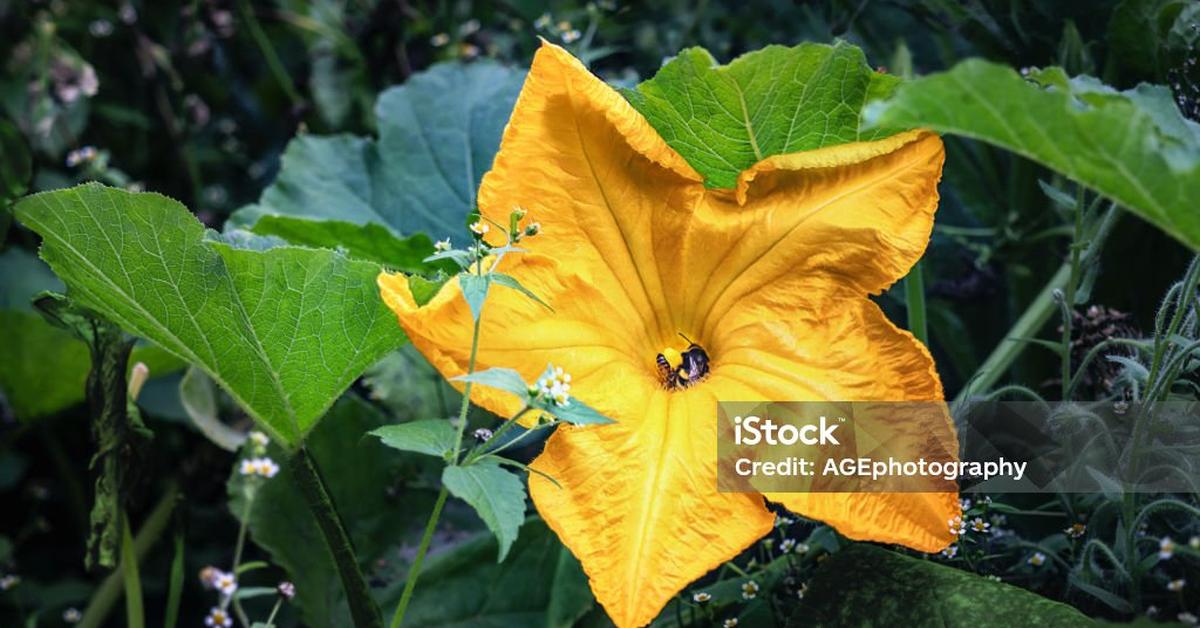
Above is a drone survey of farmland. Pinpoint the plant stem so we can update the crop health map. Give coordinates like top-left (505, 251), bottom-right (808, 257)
top-left (904, 260), bottom-right (928, 345)
top-left (164, 527), bottom-right (185, 628)
top-left (79, 484), bottom-right (178, 628)
top-left (288, 447), bottom-right (383, 628)
top-left (120, 514), bottom-right (145, 628)
top-left (955, 262), bottom-right (1071, 403)
top-left (1060, 187), bottom-right (1085, 400)
top-left (236, 0), bottom-right (302, 106)
top-left (230, 493), bottom-right (255, 628)
top-left (956, 205), bottom-right (1120, 403)
top-left (390, 487), bottom-right (449, 628)
top-left (451, 257), bottom-right (488, 461)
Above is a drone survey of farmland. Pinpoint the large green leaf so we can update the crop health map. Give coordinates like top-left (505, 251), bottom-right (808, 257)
top-left (790, 544), bottom-right (1093, 626)
top-left (247, 215), bottom-right (436, 271)
top-left (229, 395), bottom-right (445, 628)
top-left (394, 518), bottom-right (593, 628)
top-left (14, 183), bottom-right (405, 446)
top-left (624, 41), bottom-right (899, 189)
top-left (230, 61), bottom-right (525, 239)
top-left (864, 59), bottom-right (1200, 250)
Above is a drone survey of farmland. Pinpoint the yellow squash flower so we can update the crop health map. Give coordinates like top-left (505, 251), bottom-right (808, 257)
top-left (379, 42), bottom-right (957, 627)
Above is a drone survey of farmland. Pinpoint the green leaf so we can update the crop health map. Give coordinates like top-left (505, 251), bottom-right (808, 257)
top-left (624, 41), bottom-right (900, 189)
top-left (491, 273), bottom-right (552, 311)
top-left (1107, 0), bottom-right (1186, 78)
top-left (14, 183), bottom-right (405, 447)
top-left (247, 215), bottom-right (437, 271)
top-left (794, 544), bottom-right (1093, 626)
top-left (230, 61), bottom-right (525, 238)
top-left (228, 395), bottom-right (447, 627)
top-left (453, 367), bottom-right (530, 397)
top-left (865, 59), bottom-right (1200, 251)
top-left (459, 273), bottom-right (490, 321)
top-left (371, 419), bottom-right (458, 459)
top-left (179, 367), bottom-right (244, 452)
top-left (538, 398), bottom-right (615, 426)
top-left (406, 273), bottom-right (450, 307)
top-left (442, 461), bottom-right (527, 562)
top-left (393, 518), bottom-right (593, 628)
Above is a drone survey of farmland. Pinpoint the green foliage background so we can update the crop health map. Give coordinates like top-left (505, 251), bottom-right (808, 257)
top-left (1, 1), bottom-right (1198, 627)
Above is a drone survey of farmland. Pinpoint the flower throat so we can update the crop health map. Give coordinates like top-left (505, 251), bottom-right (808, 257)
top-left (656, 334), bottom-right (710, 389)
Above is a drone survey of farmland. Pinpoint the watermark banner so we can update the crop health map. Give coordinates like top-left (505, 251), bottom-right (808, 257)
top-left (716, 400), bottom-right (1200, 494)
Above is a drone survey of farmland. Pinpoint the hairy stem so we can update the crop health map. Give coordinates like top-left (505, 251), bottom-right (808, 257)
top-left (288, 447), bottom-right (383, 628)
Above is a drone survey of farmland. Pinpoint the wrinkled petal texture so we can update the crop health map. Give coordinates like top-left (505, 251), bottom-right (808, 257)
top-left (380, 40), bottom-right (956, 628)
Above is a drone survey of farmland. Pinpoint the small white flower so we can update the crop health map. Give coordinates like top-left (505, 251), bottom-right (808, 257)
top-left (1147, 605), bottom-right (1159, 617)
top-left (1160, 537), bottom-right (1177, 560)
top-left (723, 619), bottom-right (739, 628)
top-left (969, 517), bottom-right (990, 533)
top-left (1179, 612), bottom-right (1198, 626)
top-left (534, 13), bottom-right (552, 30)
top-left (780, 538), bottom-right (796, 553)
top-left (774, 515), bottom-right (795, 527)
top-left (205, 607), bottom-right (233, 628)
top-left (1028, 552), bottom-right (1046, 567)
top-left (1065, 523), bottom-right (1086, 539)
top-left (692, 591), bottom-right (711, 603)
top-left (537, 365), bottom-right (573, 408)
top-left (62, 607), bottom-right (82, 623)
top-left (239, 458), bottom-right (257, 476)
top-left (1168, 578), bottom-right (1186, 592)
top-left (434, 238), bottom-right (452, 252)
top-left (796, 582), bottom-right (808, 599)
top-left (941, 544), bottom-right (958, 559)
top-left (214, 570), bottom-right (238, 597)
top-left (430, 33), bottom-right (450, 47)
top-left (561, 29), bottom-right (582, 43)
top-left (248, 431), bottom-right (269, 448)
top-left (959, 497), bottom-right (972, 511)
top-left (948, 515), bottom-right (966, 536)
top-left (740, 580), bottom-right (759, 600)
top-left (473, 427), bottom-right (494, 441)
top-left (277, 581), bottom-right (296, 599)
top-left (257, 457), bottom-right (280, 478)
top-left (469, 221), bottom-right (489, 236)
top-left (1191, 535), bottom-right (1200, 549)
top-left (0, 574), bottom-right (20, 590)
top-left (794, 542), bottom-right (810, 554)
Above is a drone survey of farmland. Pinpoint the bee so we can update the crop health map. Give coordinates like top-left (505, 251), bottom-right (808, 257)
top-left (656, 333), bottom-right (710, 389)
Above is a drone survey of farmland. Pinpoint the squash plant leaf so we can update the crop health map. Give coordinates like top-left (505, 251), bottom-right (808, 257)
top-left (247, 215), bottom-right (438, 272)
top-left (623, 41), bottom-right (900, 189)
top-left (14, 183), bottom-right (405, 447)
top-left (230, 61), bottom-right (525, 240)
top-left (864, 59), bottom-right (1200, 250)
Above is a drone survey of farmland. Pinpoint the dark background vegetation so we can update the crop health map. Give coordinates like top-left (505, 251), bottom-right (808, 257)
top-left (1, 0), bottom-right (1197, 626)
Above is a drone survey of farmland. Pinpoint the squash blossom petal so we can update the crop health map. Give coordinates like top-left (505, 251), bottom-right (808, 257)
top-left (378, 42), bottom-right (957, 627)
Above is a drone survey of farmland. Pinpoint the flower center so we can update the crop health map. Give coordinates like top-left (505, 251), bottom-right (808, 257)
top-left (655, 335), bottom-right (710, 389)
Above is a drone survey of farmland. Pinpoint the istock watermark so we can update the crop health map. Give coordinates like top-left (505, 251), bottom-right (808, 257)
top-left (716, 401), bottom-right (1200, 494)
